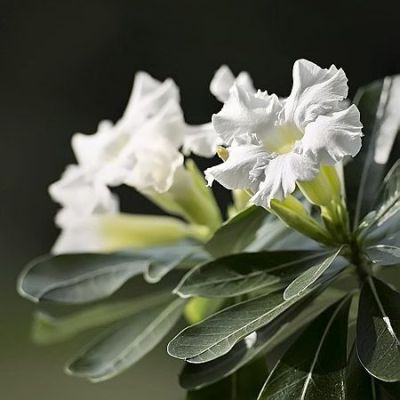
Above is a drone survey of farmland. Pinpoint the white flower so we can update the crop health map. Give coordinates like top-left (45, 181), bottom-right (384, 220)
top-left (72, 71), bottom-right (218, 193)
top-left (205, 59), bottom-right (363, 207)
top-left (210, 65), bottom-right (255, 102)
top-left (49, 165), bottom-right (119, 254)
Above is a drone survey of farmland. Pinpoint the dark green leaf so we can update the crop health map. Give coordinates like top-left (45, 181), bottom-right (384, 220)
top-left (186, 358), bottom-right (267, 400)
top-left (180, 287), bottom-right (346, 390)
top-left (367, 245), bottom-right (400, 266)
top-left (258, 296), bottom-right (351, 400)
top-left (32, 292), bottom-right (171, 344)
top-left (143, 242), bottom-right (209, 283)
top-left (175, 251), bottom-right (326, 298)
top-left (18, 253), bottom-right (149, 303)
top-left (66, 298), bottom-right (185, 382)
top-left (205, 206), bottom-right (268, 258)
top-left (345, 76), bottom-right (400, 228)
top-left (346, 344), bottom-right (377, 400)
top-left (360, 160), bottom-right (400, 235)
top-left (357, 277), bottom-right (400, 382)
top-left (168, 284), bottom-right (323, 364)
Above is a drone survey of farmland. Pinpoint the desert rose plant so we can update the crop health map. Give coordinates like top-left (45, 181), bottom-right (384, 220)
top-left (18, 60), bottom-right (400, 399)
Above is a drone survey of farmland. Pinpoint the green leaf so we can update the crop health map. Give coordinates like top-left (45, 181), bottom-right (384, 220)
top-left (180, 287), bottom-right (347, 390)
top-left (142, 242), bottom-right (209, 283)
top-left (175, 251), bottom-right (326, 298)
top-left (186, 358), bottom-right (267, 400)
top-left (32, 293), bottom-right (171, 344)
top-left (168, 284), bottom-right (323, 364)
top-left (65, 298), bottom-right (185, 382)
top-left (18, 253), bottom-right (149, 303)
top-left (357, 277), bottom-right (400, 382)
top-left (257, 296), bottom-right (352, 400)
top-left (360, 159), bottom-right (400, 235)
top-left (346, 344), bottom-right (377, 400)
top-left (367, 245), bottom-right (400, 266)
top-left (205, 206), bottom-right (268, 258)
top-left (283, 247), bottom-right (344, 300)
top-left (345, 76), bottom-right (400, 228)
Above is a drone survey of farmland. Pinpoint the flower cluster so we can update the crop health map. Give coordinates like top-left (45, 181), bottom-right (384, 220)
top-left (206, 59), bottom-right (363, 207)
top-left (49, 59), bottom-right (363, 254)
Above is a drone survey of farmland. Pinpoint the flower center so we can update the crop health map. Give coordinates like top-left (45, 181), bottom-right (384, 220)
top-left (262, 123), bottom-right (303, 155)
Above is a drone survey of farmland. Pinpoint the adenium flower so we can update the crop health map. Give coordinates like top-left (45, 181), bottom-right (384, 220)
top-left (49, 71), bottom-right (220, 253)
top-left (205, 59), bottom-right (363, 207)
top-left (72, 71), bottom-right (218, 193)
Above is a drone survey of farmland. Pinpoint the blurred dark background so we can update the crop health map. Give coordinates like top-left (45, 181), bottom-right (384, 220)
top-left (1, 0), bottom-right (400, 398)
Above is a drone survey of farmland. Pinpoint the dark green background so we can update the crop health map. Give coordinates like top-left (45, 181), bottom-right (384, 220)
top-left (1, 0), bottom-right (400, 398)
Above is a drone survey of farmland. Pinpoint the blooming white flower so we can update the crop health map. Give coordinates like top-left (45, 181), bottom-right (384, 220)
top-left (205, 59), bottom-right (363, 207)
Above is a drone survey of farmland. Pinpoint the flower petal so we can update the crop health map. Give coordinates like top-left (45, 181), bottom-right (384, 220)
top-left (210, 65), bottom-right (255, 102)
top-left (123, 138), bottom-right (184, 193)
top-left (121, 71), bottom-right (180, 126)
top-left (205, 144), bottom-right (266, 190)
top-left (285, 59), bottom-right (349, 128)
top-left (251, 152), bottom-right (319, 207)
top-left (212, 84), bottom-right (282, 145)
top-left (299, 104), bottom-right (363, 165)
top-left (49, 165), bottom-right (118, 221)
top-left (182, 123), bottom-right (220, 158)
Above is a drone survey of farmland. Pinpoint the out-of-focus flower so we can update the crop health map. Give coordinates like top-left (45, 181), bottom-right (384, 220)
top-left (49, 71), bottom-right (222, 253)
top-left (72, 72), bottom-right (218, 193)
top-left (49, 166), bottom-right (119, 254)
top-left (205, 59), bottom-right (363, 207)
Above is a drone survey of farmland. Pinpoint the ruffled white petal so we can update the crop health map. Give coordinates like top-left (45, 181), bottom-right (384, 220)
top-left (121, 71), bottom-right (180, 126)
top-left (182, 123), bottom-right (220, 158)
top-left (123, 138), bottom-right (184, 193)
top-left (284, 59), bottom-right (349, 128)
top-left (52, 215), bottom-right (106, 254)
top-left (49, 165), bottom-right (118, 220)
top-left (251, 152), bottom-right (319, 206)
top-left (205, 144), bottom-right (266, 190)
top-left (212, 84), bottom-right (282, 145)
top-left (299, 104), bottom-right (363, 165)
top-left (210, 65), bottom-right (255, 102)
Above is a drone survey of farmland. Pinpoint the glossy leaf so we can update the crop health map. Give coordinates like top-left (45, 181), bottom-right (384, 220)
top-left (258, 296), bottom-right (351, 400)
top-left (361, 159), bottom-right (400, 236)
top-left (168, 285), bottom-right (321, 364)
top-left (283, 247), bottom-right (343, 300)
top-left (367, 245), bottom-right (400, 266)
top-left (205, 206), bottom-right (268, 258)
top-left (180, 287), bottom-right (346, 390)
top-left (18, 253), bottom-right (149, 303)
top-left (346, 345), bottom-right (377, 400)
top-left (357, 277), bottom-right (400, 382)
top-left (66, 298), bottom-right (185, 382)
top-left (175, 251), bottom-right (326, 298)
top-left (32, 293), bottom-right (171, 344)
top-left (345, 76), bottom-right (400, 228)
top-left (186, 358), bottom-right (267, 400)
top-left (142, 242), bottom-right (209, 283)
